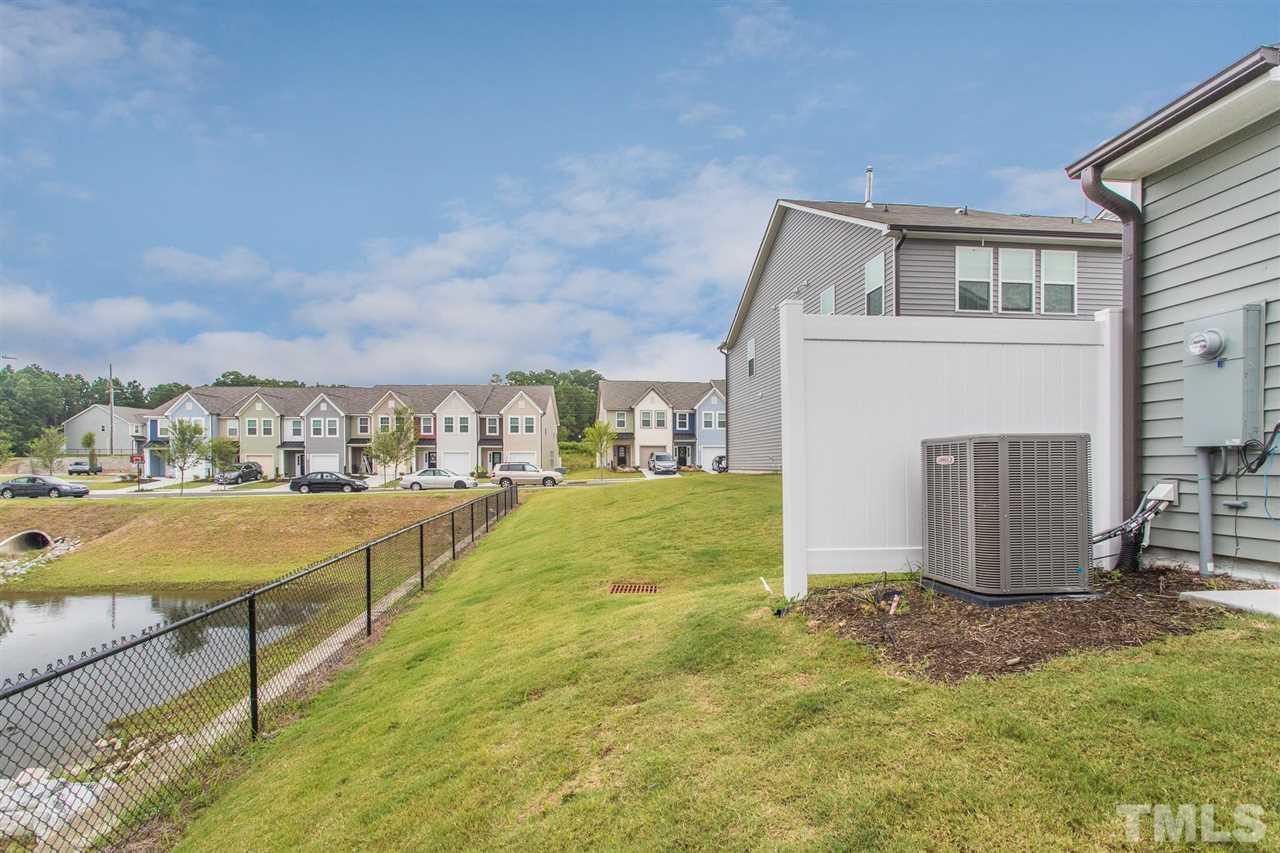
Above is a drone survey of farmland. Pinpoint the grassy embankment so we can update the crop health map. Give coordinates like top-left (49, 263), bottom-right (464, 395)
top-left (171, 476), bottom-right (1279, 850)
top-left (0, 492), bottom-right (477, 592)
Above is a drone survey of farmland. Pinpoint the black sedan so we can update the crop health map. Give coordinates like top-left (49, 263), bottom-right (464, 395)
top-left (1, 476), bottom-right (90, 499)
top-left (288, 472), bottom-right (368, 494)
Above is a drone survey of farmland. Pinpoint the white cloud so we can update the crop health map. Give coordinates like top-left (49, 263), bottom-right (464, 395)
top-left (143, 246), bottom-right (271, 283)
top-left (678, 101), bottom-right (727, 125)
top-left (988, 167), bottom-right (1088, 217)
top-left (0, 2), bottom-right (126, 93)
top-left (39, 179), bottom-right (92, 201)
top-left (594, 332), bottom-right (725, 382)
top-left (721, 0), bottom-right (796, 59)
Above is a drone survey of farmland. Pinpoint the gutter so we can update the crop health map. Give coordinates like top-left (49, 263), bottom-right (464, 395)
top-left (1080, 165), bottom-right (1143, 566)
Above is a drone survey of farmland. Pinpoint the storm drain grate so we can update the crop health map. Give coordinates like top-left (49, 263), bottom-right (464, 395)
top-left (609, 582), bottom-right (658, 595)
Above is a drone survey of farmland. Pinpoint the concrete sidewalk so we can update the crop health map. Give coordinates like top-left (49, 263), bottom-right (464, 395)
top-left (1179, 588), bottom-right (1280, 618)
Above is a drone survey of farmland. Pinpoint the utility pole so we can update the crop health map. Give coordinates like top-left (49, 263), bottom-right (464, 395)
top-left (108, 362), bottom-right (115, 455)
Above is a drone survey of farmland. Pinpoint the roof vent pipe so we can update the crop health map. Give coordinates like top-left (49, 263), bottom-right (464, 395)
top-left (863, 165), bottom-right (874, 207)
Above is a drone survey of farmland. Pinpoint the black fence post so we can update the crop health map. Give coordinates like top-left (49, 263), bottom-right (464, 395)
top-left (248, 594), bottom-right (259, 740)
top-left (451, 508), bottom-right (457, 560)
top-left (419, 522), bottom-right (425, 590)
top-left (485, 494), bottom-right (491, 533)
top-left (470, 499), bottom-right (476, 546)
top-left (364, 545), bottom-right (372, 637)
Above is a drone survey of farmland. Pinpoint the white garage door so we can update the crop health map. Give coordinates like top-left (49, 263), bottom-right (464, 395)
top-left (246, 454), bottom-right (274, 476)
top-left (506, 451), bottom-right (536, 465)
top-left (441, 452), bottom-right (472, 475)
top-left (700, 445), bottom-right (725, 472)
top-left (310, 453), bottom-right (340, 473)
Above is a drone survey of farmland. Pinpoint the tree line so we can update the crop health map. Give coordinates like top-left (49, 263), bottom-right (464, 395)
top-left (0, 363), bottom-right (605, 456)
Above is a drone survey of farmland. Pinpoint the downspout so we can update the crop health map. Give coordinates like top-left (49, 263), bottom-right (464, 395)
top-left (1080, 165), bottom-right (1143, 569)
top-left (720, 346), bottom-right (730, 471)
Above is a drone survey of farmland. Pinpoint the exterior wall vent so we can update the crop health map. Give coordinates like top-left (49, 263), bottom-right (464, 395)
top-left (921, 433), bottom-right (1093, 595)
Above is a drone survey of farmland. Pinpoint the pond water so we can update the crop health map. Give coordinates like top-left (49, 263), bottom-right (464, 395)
top-left (0, 589), bottom-right (326, 776)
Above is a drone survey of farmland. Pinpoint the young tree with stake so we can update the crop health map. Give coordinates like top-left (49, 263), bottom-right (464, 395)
top-left (80, 431), bottom-right (98, 472)
top-left (165, 419), bottom-right (209, 495)
top-left (582, 420), bottom-right (617, 480)
top-left (30, 427), bottom-right (64, 474)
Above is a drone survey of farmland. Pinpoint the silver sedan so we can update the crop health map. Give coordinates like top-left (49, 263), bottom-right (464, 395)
top-left (400, 468), bottom-right (477, 490)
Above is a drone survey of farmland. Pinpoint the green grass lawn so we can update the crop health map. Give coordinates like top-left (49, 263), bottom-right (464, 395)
top-left (172, 476), bottom-right (1279, 850)
top-left (564, 467), bottom-right (643, 480)
top-left (0, 491), bottom-right (479, 592)
top-left (227, 478), bottom-right (288, 491)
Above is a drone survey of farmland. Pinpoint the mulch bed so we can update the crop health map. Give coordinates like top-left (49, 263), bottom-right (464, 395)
top-left (798, 569), bottom-right (1270, 683)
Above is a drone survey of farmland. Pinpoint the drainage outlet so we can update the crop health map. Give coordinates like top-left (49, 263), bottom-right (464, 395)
top-left (609, 582), bottom-right (658, 595)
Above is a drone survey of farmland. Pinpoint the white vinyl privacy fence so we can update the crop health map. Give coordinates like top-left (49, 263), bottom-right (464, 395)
top-left (780, 300), bottom-right (1124, 598)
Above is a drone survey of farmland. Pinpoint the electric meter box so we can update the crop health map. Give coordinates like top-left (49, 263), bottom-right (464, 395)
top-left (1181, 303), bottom-right (1264, 448)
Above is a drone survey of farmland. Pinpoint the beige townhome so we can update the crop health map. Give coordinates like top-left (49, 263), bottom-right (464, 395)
top-left (596, 379), bottom-right (726, 469)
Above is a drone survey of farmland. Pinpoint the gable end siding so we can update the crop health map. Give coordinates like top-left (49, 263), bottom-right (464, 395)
top-left (1138, 110), bottom-right (1280, 568)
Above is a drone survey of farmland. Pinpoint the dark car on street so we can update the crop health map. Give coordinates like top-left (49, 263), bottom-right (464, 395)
top-left (0, 475), bottom-right (90, 499)
top-left (215, 461), bottom-right (263, 485)
top-left (288, 471), bottom-right (368, 494)
top-left (66, 460), bottom-right (103, 475)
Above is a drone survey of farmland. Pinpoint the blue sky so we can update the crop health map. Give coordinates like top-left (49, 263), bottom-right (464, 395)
top-left (1, 1), bottom-right (1275, 385)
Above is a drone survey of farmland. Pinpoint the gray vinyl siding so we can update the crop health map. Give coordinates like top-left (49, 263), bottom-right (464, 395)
top-left (725, 207), bottom-right (893, 471)
top-left (1137, 110), bottom-right (1280, 570)
top-left (896, 239), bottom-right (1122, 317)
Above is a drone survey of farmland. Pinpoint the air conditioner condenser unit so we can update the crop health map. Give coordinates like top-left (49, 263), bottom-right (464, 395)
top-left (921, 433), bottom-right (1093, 596)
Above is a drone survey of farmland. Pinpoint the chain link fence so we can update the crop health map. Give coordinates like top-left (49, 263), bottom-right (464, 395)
top-left (0, 485), bottom-right (518, 849)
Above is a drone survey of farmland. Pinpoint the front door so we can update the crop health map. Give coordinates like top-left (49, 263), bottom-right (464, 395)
top-left (488, 450), bottom-right (502, 471)
top-left (676, 446), bottom-right (690, 466)
top-left (428, 451), bottom-right (437, 468)
top-left (614, 445), bottom-right (628, 467)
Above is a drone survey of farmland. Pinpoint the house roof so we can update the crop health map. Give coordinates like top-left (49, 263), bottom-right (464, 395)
top-left (781, 200), bottom-right (1121, 239)
top-left (147, 384), bottom-right (557, 419)
top-left (598, 379), bottom-right (724, 412)
top-left (1066, 45), bottom-right (1279, 179)
top-left (62, 404), bottom-right (152, 427)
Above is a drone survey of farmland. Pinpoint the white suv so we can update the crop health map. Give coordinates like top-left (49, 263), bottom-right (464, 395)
top-left (492, 462), bottom-right (563, 488)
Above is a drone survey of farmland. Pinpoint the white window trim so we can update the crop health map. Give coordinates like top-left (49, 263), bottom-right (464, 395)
top-left (421, 415), bottom-right (433, 433)
top-left (997, 248), bottom-right (1036, 315)
top-left (486, 417), bottom-right (499, 436)
top-left (1039, 249), bottom-right (1079, 316)
top-left (290, 419), bottom-right (303, 438)
top-left (262, 419), bottom-right (273, 436)
top-left (614, 411), bottom-right (626, 429)
top-left (509, 415), bottom-right (519, 434)
top-left (676, 412), bottom-right (689, 431)
top-left (246, 417), bottom-right (258, 436)
top-left (717, 411), bottom-right (726, 429)
top-left (444, 416), bottom-right (454, 433)
top-left (954, 246), bottom-right (994, 314)
top-left (227, 422), bottom-right (239, 438)
top-left (357, 416), bottom-right (370, 434)
top-left (326, 418), bottom-right (339, 437)
top-left (640, 410), bottom-right (652, 429)
top-left (746, 337), bottom-right (756, 377)
top-left (459, 416), bottom-right (470, 434)
top-left (702, 411), bottom-right (714, 429)
top-left (819, 285), bottom-right (835, 315)
top-left (523, 416), bottom-right (534, 433)
top-left (378, 415), bottom-right (391, 433)
top-left (311, 418), bottom-right (323, 437)
top-left (863, 252), bottom-right (886, 316)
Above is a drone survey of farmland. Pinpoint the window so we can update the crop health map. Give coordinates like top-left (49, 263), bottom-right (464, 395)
top-left (311, 418), bottom-right (323, 437)
top-left (290, 419), bottom-right (302, 438)
top-left (509, 416), bottom-right (519, 434)
top-left (677, 412), bottom-right (689, 431)
top-left (326, 418), bottom-right (338, 437)
top-left (614, 411), bottom-right (626, 429)
top-left (703, 411), bottom-right (714, 429)
top-left (158, 420), bottom-right (169, 437)
top-left (956, 246), bottom-right (993, 312)
top-left (640, 410), bottom-right (652, 429)
top-left (444, 416), bottom-right (454, 433)
top-left (227, 421), bottom-right (239, 438)
top-left (357, 416), bottom-right (370, 434)
top-left (747, 338), bottom-right (756, 377)
top-left (717, 412), bottom-right (726, 429)
top-left (486, 417), bottom-right (499, 435)
top-left (1041, 250), bottom-right (1077, 314)
top-left (459, 416), bottom-right (469, 434)
top-left (524, 416), bottom-right (534, 433)
top-left (819, 285), bottom-right (835, 315)
top-left (246, 418), bottom-right (258, 437)
top-left (262, 419), bottom-right (273, 436)
top-left (420, 415), bottom-right (433, 433)
top-left (999, 248), bottom-right (1035, 313)
top-left (864, 253), bottom-right (885, 316)
top-left (655, 411), bottom-right (666, 429)
top-left (378, 415), bottom-right (390, 432)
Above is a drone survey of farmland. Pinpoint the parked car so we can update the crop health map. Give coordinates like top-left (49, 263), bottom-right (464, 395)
top-left (66, 460), bottom-right (102, 475)
top-left (491, 462), bottom-right (564, 488)
top-left (712, 455), bottom-right (727, 473)
top-left (0, 476), bottom-right (89, 499)
top-left (648, 453), bottom-right (678, 475)
top-left (215, 461), bottom-right (263, 485)
top-left (288, 472), bottom-right (368, 494)
top-left (400, 468), bottom-right (476, 490)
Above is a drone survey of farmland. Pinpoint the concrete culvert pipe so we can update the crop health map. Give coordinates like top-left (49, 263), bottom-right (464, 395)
top-left (0, 529), bottom-right (53, 556)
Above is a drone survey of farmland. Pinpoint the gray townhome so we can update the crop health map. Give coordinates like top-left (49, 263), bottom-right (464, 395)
top-left (1066, 44), bottom-right (1279, 575)
top-left (718, 196), bottom-right (1123, 472)
top-left (61, 404), bottom-right (149, 455)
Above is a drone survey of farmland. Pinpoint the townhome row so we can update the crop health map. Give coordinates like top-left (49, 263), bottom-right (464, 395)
top-left (719, 198), bottom-right (1125, 471)
top-left (141, 383), bottom-right (560, 479)
top-left (596, 379), bottom-right (726, 471)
